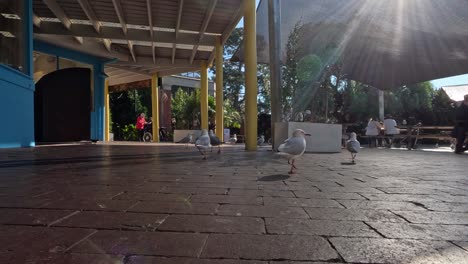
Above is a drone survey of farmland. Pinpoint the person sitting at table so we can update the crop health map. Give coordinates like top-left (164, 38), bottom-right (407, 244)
top-left (454, 94), bottom-right (468, 154)
top-left (365, 117), bottom-right (382, 147)
top-left (384, 115), bottom-right (400, 147)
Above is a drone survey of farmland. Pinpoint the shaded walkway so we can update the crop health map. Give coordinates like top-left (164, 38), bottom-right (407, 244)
top-left (0, 144), bottom-right (467, 263)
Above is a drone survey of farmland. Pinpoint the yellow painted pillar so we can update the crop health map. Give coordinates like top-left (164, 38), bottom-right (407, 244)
top-left (244, 0), bottom-right (258, 151)
top-left (215, 36), bottom-right (224, 139)
top-left (200, 61), bottom-right (209, 130)
top-left (151, 73), bottom-right (160, 142)
top-left (104, 79), bottom-right (110, 142)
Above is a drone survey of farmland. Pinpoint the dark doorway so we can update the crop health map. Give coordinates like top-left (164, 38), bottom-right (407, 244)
top-left (35, 68), bottom-right (91, 142)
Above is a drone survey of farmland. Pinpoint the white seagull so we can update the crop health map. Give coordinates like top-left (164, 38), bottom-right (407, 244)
top-left (195, 129), bottom-right (211, 160)
top-left (257, 135), bottom-right (265, 146)
top-left (227, 134), bottom-right (237, 144)
top-left (346, 132), bottom-right (360, 163)
top-left (277, 129), bottom-right (310, 174)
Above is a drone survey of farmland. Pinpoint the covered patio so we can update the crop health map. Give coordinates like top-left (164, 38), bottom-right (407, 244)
top-left (1, 143), bottom-right (468, 263)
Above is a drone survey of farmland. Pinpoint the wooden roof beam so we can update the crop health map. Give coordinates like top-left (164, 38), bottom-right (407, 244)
top-left (77, 0), bottom-right (112, 52)
top-left (111, 0), bottom-right (136, 62)
top-left (42, 0), bottom-right (83, 44)
top-left (146, 0), bottom-right (156, 63)
top-left (189, 0), bottom-right (217, 64)
top-left (172, 0), bottom-right (184, 64)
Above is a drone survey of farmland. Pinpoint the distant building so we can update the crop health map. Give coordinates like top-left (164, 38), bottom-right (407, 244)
top-left (440, 84), bottom-right (468, 102)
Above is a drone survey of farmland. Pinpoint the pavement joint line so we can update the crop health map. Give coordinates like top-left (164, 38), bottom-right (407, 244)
top-left (64, 229), bottom-right (98, 252)
top-left (387, 210), bottom-right (412, 224)
top-left (47, 210), bottom-right (81, 227)
top-left (357, 193), bottom-right (370, 200)
top-left (449, 241), bottom-right (468, 253)
top-left (196, 233), bottom-right (210, 258)
top-left (362, 221), bottom-right (388, 238)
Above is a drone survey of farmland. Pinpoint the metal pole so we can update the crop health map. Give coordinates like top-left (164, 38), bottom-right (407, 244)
top-left (215, 36), bottom-right (224, 139)
top-left (244, 0), bottom-right (258, 151)
top-left (200, 61), bottom-right (209, 130)
top-left (268, 0), bottom-right (282, 149)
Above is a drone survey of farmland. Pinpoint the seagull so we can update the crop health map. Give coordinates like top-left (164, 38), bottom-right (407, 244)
top-left (277, 129), bottom-right (310, 174)
top-left (195, 129), bottom-right (211, 160)
top-left (209, 129), bottom-right (222, 154)
top-left (227, 134), bottom-right (237, 144)
top-left (257, 135), bottom-right (265, 146)
top-left (177, 133), bottom-right (192, 148)
top-left (346, 132), bottom-right (360, 163)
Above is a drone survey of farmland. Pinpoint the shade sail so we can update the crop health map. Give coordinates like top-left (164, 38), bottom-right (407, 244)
top-left (234, 0), bottom-right (468, 89)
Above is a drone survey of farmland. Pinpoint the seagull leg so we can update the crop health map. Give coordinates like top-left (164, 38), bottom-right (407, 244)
top-left (217, 145), bottom-right (221, 154)
top-left (287, 159), bottom-right (291, 165)
top-left (291, 159), bottom-right (298, 170)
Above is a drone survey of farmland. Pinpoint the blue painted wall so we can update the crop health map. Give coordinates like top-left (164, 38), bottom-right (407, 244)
top-left (0, 66), bottom-right (35, 148)
top-left (0, 0), bottom-right (35, 148)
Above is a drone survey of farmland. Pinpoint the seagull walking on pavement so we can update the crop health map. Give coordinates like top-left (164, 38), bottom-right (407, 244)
top-left (227, 134), bottom-right (237, 144)
top-left (177, 133), bottom-right (193, 148)
top-left (346, 132), bottom-right (360, 163)
top-left (257, 135), bottom-right (265, 146)
top-left (195, 129), bottom-right (211, 160)
top-left (277, 129), bottom-right (310, 174)
top-left (209, 129), bottom-right (222, 154)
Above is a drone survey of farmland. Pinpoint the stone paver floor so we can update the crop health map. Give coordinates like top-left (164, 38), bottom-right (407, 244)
top-left (0, 143), bottom-right (467, 264)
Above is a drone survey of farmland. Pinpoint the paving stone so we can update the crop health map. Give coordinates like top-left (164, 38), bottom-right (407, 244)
top-left (52, 211), bottom-right (168, 231)
top-left (293, 191), bottom-right (364, 200)
top-left (263, 197), bottom-right (343, 208)
top-left (128, 201), bottom-right (218, 215)
top-left (158, 215), bottom-right (265, 234)
top-left (330, 237), bottom-right (468, 264)
top-left (318, 186), bottom-right (384, 193)
top-left (0, 226), bottom-right (96, 253)
top-left (366, 221), bottom-right (468, 240)
top-left (360, 193), bottom-right (441, 203)
top-left (422, 201), bottom-right (468, 212)
top-left (392, 210), bottom-right (468, 224)
top-left (304, 207), bottom-right (405, 222)
top-left (41, 199), bottom-right (138, 211)
top-left (0, 208), bottom-right (76, 226)
top-left (191, 194), bottom-right (263, 205)
top-left (201, 234), bottom-right (339, 261)
top-left (228, 189), bottom-right (295, 197)
top-left (115, 192), bottom-right (191, 202)
top-left (266, 218), bottom-right (380, 237)
top-left (71, 230), bottom-right (207, 257)
top-left (338, 200), bottom-right (427, 211)
top-left (127, 256), bottom-right (267, 264)
top-left (454, 241), bottom-right (468, 251)
top-left (217, 204), bottom-right (309, 218)
top-left (160, 187), bottom-right (228, 195)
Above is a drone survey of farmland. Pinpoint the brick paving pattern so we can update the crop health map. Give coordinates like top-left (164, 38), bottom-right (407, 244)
top-left (0, 143), bottom-right (467, 263)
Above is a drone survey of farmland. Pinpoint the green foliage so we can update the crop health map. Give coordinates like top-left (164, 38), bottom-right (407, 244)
top-left (170, 88), bottom-right (218, 129)
top-left (121, 124), bottom-right (138, 141)
top-left (110, 88), bottom-right (151, 140)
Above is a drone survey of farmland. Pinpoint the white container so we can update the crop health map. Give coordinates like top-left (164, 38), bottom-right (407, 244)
top-left (274, 122), bottom-right (342, 153)
top-left (173, 130), bottom-right (202, 143)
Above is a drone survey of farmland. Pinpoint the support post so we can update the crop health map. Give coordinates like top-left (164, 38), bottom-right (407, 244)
top-left (215, 36), bottom-right (224, 139)
top-left (91, 63), bottom-right (106, 141)
top-left (151, 73), bottom-right (160, 142)
top-left (244, 0), bottom-right (258, 151)
top-left (268, 0), bottom-right (282, 148)
top-left (378, 89), bottom-right (384, 121)
top-left (104, 79), bottom-right (110, 141)
top-left (201, 61), bottom-right (209, 130)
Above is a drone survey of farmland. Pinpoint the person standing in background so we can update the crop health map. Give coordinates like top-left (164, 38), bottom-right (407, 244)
top-left (384, 115), bottom-right (400, 148)
top-left (136, 113), bottom-right (147, 142)
top-left (454, 94), bottom-right (468, 154)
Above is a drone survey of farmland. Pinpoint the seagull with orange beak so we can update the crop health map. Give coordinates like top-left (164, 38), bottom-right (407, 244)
top-left (277, 129), bottom-right (311, 174)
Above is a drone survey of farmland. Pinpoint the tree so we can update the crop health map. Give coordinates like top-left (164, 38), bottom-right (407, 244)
top-left (281, 20), bottom-right (302, 121)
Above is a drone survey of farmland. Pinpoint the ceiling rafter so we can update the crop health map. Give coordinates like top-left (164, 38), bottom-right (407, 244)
top-left (76, 0), bottom-right (112, 52)
top-left (189, 0), bottom-right (217, 64)
top-left (146, 0), bottom-right (156, 63)
top-left (111, 0), bottom-right (136, 62)
top-left (34, 22), bottom-right (217, 46)
top-left (42, 0), bottom-right (83, 44)
top-left (33, 13), bottom-right (41, 27)
top-left (172, 0), bottom-right (184, 64)
top-left (208, 1), bottom-right (244, 65)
